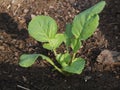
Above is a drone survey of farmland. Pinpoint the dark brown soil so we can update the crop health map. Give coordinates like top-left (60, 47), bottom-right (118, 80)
top-left (0, 0), bottom-right (120, 90)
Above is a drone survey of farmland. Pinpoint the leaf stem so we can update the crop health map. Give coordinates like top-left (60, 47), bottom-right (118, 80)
top-left (69, 53), bottom-right (76, 65)
top-left (53, 64), bottom-right (65, 74)
top-left (40, 54), bottom-right (65, 75)
top-left (53, 49), bottom-right (57, 56)
top-left (48, 59), bottom-right (65, 75)
top-left (49, 60), bottom-right (66, 75)
top-left (72, 53), bottom-right (76, 61)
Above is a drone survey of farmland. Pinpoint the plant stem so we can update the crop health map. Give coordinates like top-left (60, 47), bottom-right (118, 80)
top-left (53, 64), bottom-right (65, 74)
top-left (51, 62), bottom-right (65, 75)
top-left (49, 61), bottom-right (66, 75)
top-left (69, 53), bottom-right (76, 65)
top-left (49, 50), bottom-right (67, 75)
top-left (40, 54), bottom-right (66, 75)
top-left (53, 49), bottom-right (57, 56)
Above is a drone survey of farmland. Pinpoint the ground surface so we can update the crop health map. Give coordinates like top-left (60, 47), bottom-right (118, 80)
top-left (0, 0), bottom-right (120, 90)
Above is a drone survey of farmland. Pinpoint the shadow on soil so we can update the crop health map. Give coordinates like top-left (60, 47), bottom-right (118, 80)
top-left (0, 13), bottom-right (29, 40)
top-left (0, 62), bottom-right (120, 90)
top-left (99, 0), bottom-right (120, 51)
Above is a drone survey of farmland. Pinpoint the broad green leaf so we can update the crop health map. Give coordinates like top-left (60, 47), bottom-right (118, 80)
top-left (56, 53), bottom-right (71, 67)
top-left (71, 38), bottom-right (81, 53)
top-left (64, 23), bottom-right (73, 47)
top-left (72, 1), bottom-right (106, 39)
top-left (19, 54), bottom-right (40, 67)
top-left (80, 15), bottom-right (99, 39)
top-left (28, 15), bottom-right (57, 42)
top-left (63, 58), bottom-right (85, 74)
top-left (43, 34), bottom-right (65, 50)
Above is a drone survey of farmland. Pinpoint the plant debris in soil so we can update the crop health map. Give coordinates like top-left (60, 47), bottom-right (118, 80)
top-left (0, 0), bottom-right (120, 90)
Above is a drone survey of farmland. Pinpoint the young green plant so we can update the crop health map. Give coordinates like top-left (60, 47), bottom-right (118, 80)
top-left (19, 1), bottom-right (106, 75)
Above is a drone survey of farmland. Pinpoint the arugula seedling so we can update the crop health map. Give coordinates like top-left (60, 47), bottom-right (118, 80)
top-left (19, 1), bottom-right (106, 75)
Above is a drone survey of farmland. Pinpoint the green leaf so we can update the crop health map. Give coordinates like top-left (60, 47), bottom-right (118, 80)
top-left (19, 54), bottom-right (64, 74)
top-left (28, 15), bottom-right (57, 42)
top-left (64, 23), bottom-right (73, 47)
top-left (71, 38), bottom-right (81, 53)
top-left (43, 34), bottom-right (65, 50)
top-left (50, 34), bottom-right (65, 49)
top-left (80, 15), bottom-right (99, 39)
top-left (85, 1), bottom-right (106, 16)
top-left (43, 43), bottom-right (53, 50)
top-left (19, 54), bottom-right (40, 67)
top-left (56, 53), bottom-right (71, 67)
top-left (63, 58), bottom-right (85, 74)
top-left (72, 1), bottom-right (106, 39)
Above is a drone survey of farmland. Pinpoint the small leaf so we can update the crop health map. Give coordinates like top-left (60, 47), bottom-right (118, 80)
top-left (56, 53), bottom-right (71, 67)
top-left (71, 38), bottom-right (81, 53)
top-left (19, 54), bottom-right (40, 67)
top-left (64, 23), bottom-right (73, 47)
top-left (28, 15), bottom-right (57, 42)
top-left (50, 34), bottom-right (65, 49)
top-left (43, 34), bottom-right (65, 50)
top-left (72, 1), bottom-right (106, 39)
top-left (43, 43), bottom-right (53, 50)
top-left (63, 58), bottom-right (85, 74)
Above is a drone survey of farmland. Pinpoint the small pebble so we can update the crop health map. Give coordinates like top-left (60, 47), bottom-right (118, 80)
top-left (31, 14), bottom-right (36, 19)
top-left (0, 46), bottom-right (5, 50)
top-left (84, 76), bottom-right (92, 82)
top-left (23, 9), bottom-right (29, 14)
top-left (116, 75), bottom-right (119, 79)
top-left (117, 56), bottom-right (120, 61)
top-left (69, 0), bottom-right (75, 4)
top-left (0, 36), bottom-right (4, 39)
top-left (19, 43), bottom-right (23, 49)
top-left (49, 6), bottom-right (54, 9)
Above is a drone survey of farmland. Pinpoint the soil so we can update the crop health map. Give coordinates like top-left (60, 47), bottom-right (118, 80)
top-left (0, 0), bottom-right (120, 90)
